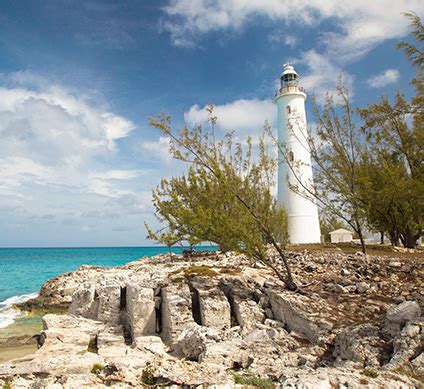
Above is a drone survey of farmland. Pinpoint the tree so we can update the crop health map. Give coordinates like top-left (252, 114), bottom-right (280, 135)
top-left (358, 13), bottom-right (423, 248)
top-left (269, 82), bottom-right (369, 253)
top-left (146, 108), bottom-right (297, 290)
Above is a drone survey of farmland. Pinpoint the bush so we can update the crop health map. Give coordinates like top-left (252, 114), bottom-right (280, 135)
top-left (233, 372), bottom-right (276, 389)
top-left (363, 369), bottom-right (379, 378)
top-left (141, 366), bottom-right (156, 385)
top-left (91, 363), bottom-right (103, 375)
top-left (183, 265), bottom-right (218, 277)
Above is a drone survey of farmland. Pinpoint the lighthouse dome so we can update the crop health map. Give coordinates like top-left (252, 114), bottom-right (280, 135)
top-left (280, 64), bottom-right (298, 78)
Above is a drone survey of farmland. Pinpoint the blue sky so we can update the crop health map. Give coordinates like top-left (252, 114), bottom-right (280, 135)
top-left (0, 0), bottom-right (422, 247)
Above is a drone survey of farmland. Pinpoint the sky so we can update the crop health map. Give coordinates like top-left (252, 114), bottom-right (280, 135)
top-left (0, 0), bottom-right (422, 247)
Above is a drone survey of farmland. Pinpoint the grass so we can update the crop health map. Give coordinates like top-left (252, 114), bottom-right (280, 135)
top-left (393, 367), bottom-right (424, 385)
top-left (232, 372), bottom-right (276, 389)
top-left (219, 267), bottom-right (242, 275)
top-left (3, 384), bottom-right (11, 389)
top-left (141, 366), bottom-right (156, 385)
top-left (91, 363), bottom-right (103, 375)
top-left (362, 369), bottom-right (379, 379)
top-left (183, 265), bottom-right (218, 277)
top-left (289, 242), bottom-right (423, 257)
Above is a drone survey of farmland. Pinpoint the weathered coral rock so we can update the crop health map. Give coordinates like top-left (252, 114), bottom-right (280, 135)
top-left (177, 322), bottom-right (221, 360)
top-left (268, 290), bottom-right (333, 343)
top-left (2, 249), bottom-right (423, 388)
top-left (160, 282), bottom-right (194, 350)
top-left (191, 280), bottom-right (231, 330)
top-left (384, 321), bottom-right (423, 369)
top-left (126, 284), bottom-right (156, 338)
top-left (381, 300), bottom-right (422, 338)
top-left (333, 324), bottom-right (384, 368)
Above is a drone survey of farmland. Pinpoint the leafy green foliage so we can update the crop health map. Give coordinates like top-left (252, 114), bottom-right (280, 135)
top-left (146, 105), bottom-right (296, 290)
top-left (233, 372), bottom-right (276, 389)
top-left (269, 82), bottom-right (368, 252)
top-left (362, 369), bottom-right (379, 379)
top-left (270, 13), bottom-right (423, 251)
top-left (183, 265), bottom-right (218, 277)
top-left (357, 13), bottom-right (423, 248)
top-left (91, 363), bottom-right (103, 375)
top-left (141, 366), bottom-right (156, 385)
top-left (320, 213), bottom-right (352, 243)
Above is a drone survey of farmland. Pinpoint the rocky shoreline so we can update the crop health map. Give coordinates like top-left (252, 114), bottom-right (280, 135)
top-left (1, 248), bottom-right (423, 388)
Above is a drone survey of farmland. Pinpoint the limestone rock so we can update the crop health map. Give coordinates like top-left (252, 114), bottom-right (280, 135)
top-left (69, 283), bottom-right (98, 319)
top-left (192, 280), bottom-right (231, 330)
top-left (126, 285), bottom-right (156, 338)
top-left (382, 301), bottom-right (421, 338)
top-left (161, 282), bottom-right (194, 350)
top-left (96, 285), bottom-right (122, 325)
top-left (384, 322), bottom-right (423, 369)
top-left (177, 322), bottom-right (221, 360)
top-left (333, 324), bottom-right (384, 368)
top-left (268, 291), bottom-right (333, 343)
top-left (385, 301), bottom-right (421, 324)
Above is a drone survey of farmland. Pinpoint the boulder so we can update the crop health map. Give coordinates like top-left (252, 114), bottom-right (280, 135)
top-left (69, 283), bottom-right (99, 319)
top-left (268, 291), bottom-right (333, 343)
top-left (192, 281), bottom-right (231, 330)
top-left (384, 322), bottom-right (423, 369)
top-left (126, 285), bottom-right (156, 338)
top-left (199, 340), bottom-right (251, 368)
top-left (385, 301), bottom-right (421, 324)
top-left (96, 285), bottom-right (122, 325)
top-left (382, 301), bottom-right (421, 338)
top-left (333, 324), bottom-right (384, 368)
top-left (177, 322), bottom-right (221, 360)
top-left (160, 283), bottom-right (194, 349)
top-left (232, 297), bottom-right (265, 329)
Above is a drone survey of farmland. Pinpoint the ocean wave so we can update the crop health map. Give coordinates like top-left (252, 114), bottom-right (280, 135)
top-left (0, 292), bottom-right (38, 329)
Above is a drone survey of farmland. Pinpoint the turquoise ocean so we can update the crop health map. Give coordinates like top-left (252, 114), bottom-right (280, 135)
top-left (0, 246), bottom-right (214, 328)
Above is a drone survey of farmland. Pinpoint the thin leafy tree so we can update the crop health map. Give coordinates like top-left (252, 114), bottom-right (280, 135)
top-left (146, 106), bottom-right (297, 290)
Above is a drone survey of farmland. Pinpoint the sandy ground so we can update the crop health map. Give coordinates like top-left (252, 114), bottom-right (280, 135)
top-left (0, 344), bottom-right (37, 363)
top-left (0, 313), bottom-right (42, 363)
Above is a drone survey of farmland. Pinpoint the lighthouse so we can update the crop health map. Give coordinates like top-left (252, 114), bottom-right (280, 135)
top-left (275, 64), bottom-right (321, 244)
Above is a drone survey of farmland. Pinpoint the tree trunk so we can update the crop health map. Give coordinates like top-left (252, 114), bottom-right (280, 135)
top-left (389, 229), bottom-right (400, 246)
top-left (380, 231), bottom-right (385, 244)
top-left (400, 231), bottom-right (420, 249)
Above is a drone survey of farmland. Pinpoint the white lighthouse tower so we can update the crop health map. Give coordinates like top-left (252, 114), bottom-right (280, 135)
top-left (275, 64), bottom-right (321, 244)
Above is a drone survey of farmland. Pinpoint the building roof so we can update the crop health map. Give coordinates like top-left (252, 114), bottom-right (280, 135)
top-left (329, 228), bottom-right (353, 235)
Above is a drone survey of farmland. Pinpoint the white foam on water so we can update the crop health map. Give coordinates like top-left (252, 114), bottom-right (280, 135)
top-left (0, 292), bottom-right (38, 329)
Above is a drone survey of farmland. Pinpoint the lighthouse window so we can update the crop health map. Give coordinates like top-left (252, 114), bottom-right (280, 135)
top-left (286, 106), bottom-right (291, 114)
top-left (288, 151), bottom-right (294, 162)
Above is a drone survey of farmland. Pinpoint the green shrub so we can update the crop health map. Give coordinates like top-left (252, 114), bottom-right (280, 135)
top-left (3, 383), bottom-right (11, 389)
top-left (141, 366), bottom-right (156, 385)
top-left (183, 265), bottom-right (218, 277)
top-left (362, 369), bottom-right (379, 378)
top-left (91, 363), bottom-right (103, 375)
top-left (233, 372), bottom-right (275, 389)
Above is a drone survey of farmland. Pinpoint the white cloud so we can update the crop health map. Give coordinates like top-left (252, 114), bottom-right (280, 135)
top-left (0, 73), bottom-right (159, 246)
top-left (184, 99), bottom-right (275, 133)
top-left (163, 0), bottom-right (423, 61)
top-left (367, 69), bottom-right (400, 88)
top-left (269, 32), bottom-right (298, 47)
top-left (139, 136), bottom-right (173, 164)
top-left (297, 50), bottom-right (354, 104)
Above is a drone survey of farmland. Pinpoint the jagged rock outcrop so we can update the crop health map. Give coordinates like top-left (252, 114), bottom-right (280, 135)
top-left (2, 249), bottom-right (423, 388)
